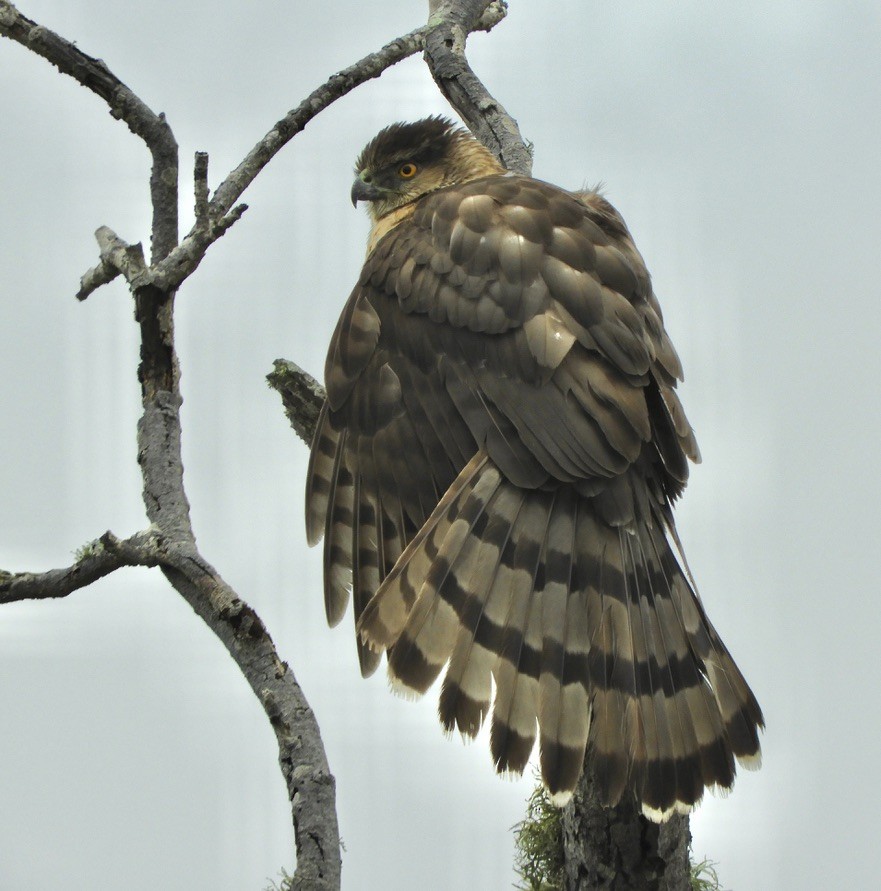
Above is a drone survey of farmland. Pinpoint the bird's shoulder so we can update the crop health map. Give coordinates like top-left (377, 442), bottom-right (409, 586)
top-left (326, 170), bottom-right (698, 494)
top-left (339, 173), bottom-right (686, 392)
top-left (360, 174), bottom-right (655, 336)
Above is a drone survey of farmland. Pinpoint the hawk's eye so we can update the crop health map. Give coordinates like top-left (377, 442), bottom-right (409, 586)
top-left (398, 162), bottom-right (418, 179)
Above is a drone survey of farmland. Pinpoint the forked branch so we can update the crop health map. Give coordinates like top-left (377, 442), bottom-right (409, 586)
top-left (0, 0), bottom-right (531, 888)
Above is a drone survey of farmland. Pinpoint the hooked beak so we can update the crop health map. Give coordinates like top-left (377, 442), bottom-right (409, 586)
top-left (351, 176), bottom-right (384, 207)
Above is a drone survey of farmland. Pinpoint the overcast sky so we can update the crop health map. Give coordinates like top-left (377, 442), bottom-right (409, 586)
top-left (2, 2), bottom-right (879, 889)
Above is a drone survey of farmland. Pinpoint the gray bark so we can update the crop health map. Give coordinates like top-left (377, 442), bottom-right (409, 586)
top-left (561, 764), bottom-right (691, 891)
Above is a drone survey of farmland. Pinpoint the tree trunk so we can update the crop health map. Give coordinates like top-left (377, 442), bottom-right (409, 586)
top-left (561, 762), bottom-right (691, 891)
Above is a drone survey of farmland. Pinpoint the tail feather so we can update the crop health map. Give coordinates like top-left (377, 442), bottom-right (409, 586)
top-left (538, 490), bottom-right (590, 802)
top-left (488, 491), bottom-right (555, 775)
top-left (628, 527), bottom-right (688, 817)
top-left (358, 452), bottom-right (489, 652)
top-left (578, 512), bottom-right (629, 806)
top-left (439, 484), bottom-right (526, 737)
top-left (384, 459), bottom-right (504, 693)
top-left (438, 622), bottom-right (492, 737)
top-left (643, 523), bottom-right (718, 812)
top-left (706, 654), bottom-right (764, 765)
top-left (591, 524), bottom-right (643, 805)
top-left (619, 529), bottom-right (663, 810)
top-left (353, 453), bottom-right (762, 817)
top-left (638, 527), bottom-right (702, 811)
top-left (647, 518), bottom-right (746, 784)
top-left (665, 551), bottom-right (764, 767)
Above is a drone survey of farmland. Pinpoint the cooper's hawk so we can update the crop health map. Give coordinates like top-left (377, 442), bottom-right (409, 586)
top-left (306, 117), bottom-right (763, 819)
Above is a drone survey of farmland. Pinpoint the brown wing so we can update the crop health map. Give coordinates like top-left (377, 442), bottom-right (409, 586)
top-left (306, 174), bottom-right (761, 815)
top-left (318, 176), bottom-right (695, 497)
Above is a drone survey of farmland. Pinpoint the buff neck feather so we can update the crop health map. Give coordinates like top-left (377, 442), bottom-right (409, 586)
top-left (365, 131), bottom-right (504, 255)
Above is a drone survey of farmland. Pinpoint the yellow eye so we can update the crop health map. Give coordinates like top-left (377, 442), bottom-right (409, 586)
top-left (398, 162), bottom-right (418, 179)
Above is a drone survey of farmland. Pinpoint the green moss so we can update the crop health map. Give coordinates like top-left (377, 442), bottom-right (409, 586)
top-left (690, 856), bottom-right (726, 891)
top-left (74, 539), bottom-right (104, 562)
top-left (513, 779), bottom-right (565, 891)
top-left (263, 868), bottom-right (293, 891)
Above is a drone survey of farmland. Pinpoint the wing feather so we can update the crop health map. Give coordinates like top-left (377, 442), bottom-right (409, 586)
top-left (318, 427), bottom-right (353, 628)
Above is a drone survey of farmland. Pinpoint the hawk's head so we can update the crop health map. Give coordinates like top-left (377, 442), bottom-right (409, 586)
top-left (351, 116), bottom-right (503, 220)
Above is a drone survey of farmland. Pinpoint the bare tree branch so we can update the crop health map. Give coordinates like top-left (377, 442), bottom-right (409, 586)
top-left (129, 269), bottom-right (344, 890)
top-left (61, 0), bottom-right (509, 305)
top-left (77, 256), bottom-right (121, 301)
top-left (424, 0), bottom-right (532, 174)
top-left (267, 360), bottom-right (326, 447)
top-left (0, 530), bottom-right (161, 605)
top-left (77, 226), bottom-right (150, 300)
top-left (144, 0), bottom-right (509, 296)
top-left (207, 1), bottom-right (508, 225)
top-left (2, 2), bottom-right (342, 884)
top-left (0, 526), bottom-right (339, 889)
top-left (153, 548), bottom-right (340, 891)
top-left (0, 0), bottom-right (178, 262)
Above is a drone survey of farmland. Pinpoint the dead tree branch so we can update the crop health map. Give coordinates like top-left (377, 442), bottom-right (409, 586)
top-left (561, 761), bottom-right (691, 890)
top-left (0, 530), bottom-right (162, 604)
top-left (267, 360), bottom-right (326, 448)
top-left (145, 1), bottom-right (509, 295)
top-left (206, 0), bottom-right (508, 225)
top-left (2, 0), bottom-right (564, 887)
top-left (0, 522), bottom-right (340, 889)
top-left (0, 0), bottom-right (178, 261)
top-left (1, 0), bottom-right (340, 885)
top-left (425, 0), bottom-right (531, 174)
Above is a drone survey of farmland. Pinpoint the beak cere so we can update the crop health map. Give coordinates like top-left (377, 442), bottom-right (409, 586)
top-left (351, 177), bottom-right (384, 207)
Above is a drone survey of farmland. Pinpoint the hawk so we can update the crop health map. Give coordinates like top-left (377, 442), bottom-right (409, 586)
top-left (306, 116), bottom-right (763, 819)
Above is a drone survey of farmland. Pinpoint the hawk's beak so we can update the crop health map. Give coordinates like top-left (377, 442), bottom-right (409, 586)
top-left (351, 177), bottom-right (384, 207)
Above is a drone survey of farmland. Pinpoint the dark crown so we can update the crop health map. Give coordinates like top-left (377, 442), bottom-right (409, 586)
top-left (354, 116), bottom-right (459, 174)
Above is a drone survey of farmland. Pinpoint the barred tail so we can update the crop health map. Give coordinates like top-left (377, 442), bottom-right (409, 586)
top-left (357, 452), bottom-right (763, 818)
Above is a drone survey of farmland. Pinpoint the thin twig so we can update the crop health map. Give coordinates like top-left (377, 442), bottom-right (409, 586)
top-left (194, 152), bottom-right (210, 230)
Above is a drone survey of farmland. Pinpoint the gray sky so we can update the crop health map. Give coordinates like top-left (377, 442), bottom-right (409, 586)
top-left (1, 1), bottom-right (879, 888)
